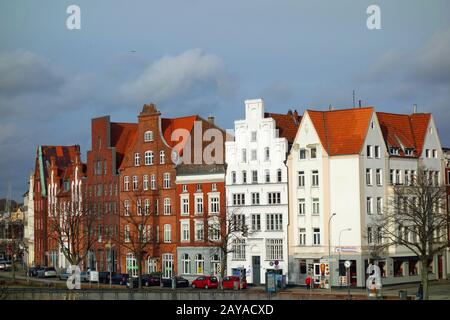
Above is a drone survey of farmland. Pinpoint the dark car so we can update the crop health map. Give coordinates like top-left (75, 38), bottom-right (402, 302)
top-left (161, 276), bottom-right (189, 288)
top-left (142, 274), bottom-right (161, 287)
top-left (110, 273), bottom-right (129, 285)
top-left (27, 266), bottom-right (41, 277)
top-left (98, 271), bottom-right (112, 284)
top-left (0, 260), bottom-right (12, 271)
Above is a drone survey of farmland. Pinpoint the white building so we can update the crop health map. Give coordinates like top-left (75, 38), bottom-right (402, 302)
top-left (287, 107), bottom-right (448, 287)
top-left (225, 98), bottom-right (300, 284)
top-left (23, 173), bottom-right (35, 267)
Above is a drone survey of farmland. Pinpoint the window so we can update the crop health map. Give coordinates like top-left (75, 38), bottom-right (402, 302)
top-left (145, 151), bottom-right (154, 165)
top-left (160, 150), bottom-right (165, 164)
top-left (367, 227), bottom-right (373, 245)
top-left (195, 221), bottom-right (204, 241)
top-left (312, 198), bottom-right (319, 215)
top-left (404, 170), bottom-right (410, 186)
top-left (266, 213), bottom-right (283, 231)
top-left (264, 147), bottom-right (270, 161)
top-left (242, 149), bottom-right (247, 163)
top-left (137, 199), bottom-right (142, 215)
top-left (426, 149), bottom-right (431, 158)
top-left (390, 169), bottom-right (394, 184)
top-left (251, 149), bottom-right (257, 161)
top-left (390, 147), bottom-right (399, 155)
top-left (208, 219), bottom-right (221, 241)
top-left (251, 192), bottom-right (260, 205)
top-left (266, 239), bottom-right (283, 260)
top-left (124, 200), bottom-right (130, 216)
top-left (433, 149), bottom-right (437, 158)
top-left (148, 258), bottom-right (157, 274)
top-left (298, 199), bottom-right (306, 215)
top-left (181, 254), bottom-right (190, 274)
top-left (405, 149), bottom-right (414, 156)
top-left (396, 169), bottom-right (401, 184)
top-left (251, 131), bottom-right (257, 142)
top-left (298, 171), bottom-right (305, 187)
top-left (231, 171), bottom-right (236, 184)
top-left (134, 153), bottom-right (140, 166)
top-left (163, 172), bottom-right (171, 189)
top-left (181, 197), bottom-right (189, 215)
top-left (98, 225), bottom-right (103, 242)
top-left (268, 192), bottom-right (281, 204)
top-left (232, 193), bottom-right (245, 205)
top-left (265, 170), bottom-right (270, 183)
top-left (242, 171), bottom-right (247, 184)
top-left (367, 145), bottom-right (372, 158)
top-left (367, 197), bottom-right (373, 214)
top-left (143, 175), bottom-right (149, 190)
top-left (209, 196), bottom-right (220, 214)
top-left (124, 176), bottom-right (129, 191)
top-left (313, 228), bottom-right (321, 245)
top-left (144, 131), bottom-right (153, 142)
top-left (164, 224), bottom-right (171, 243)
top-left (211, 183), bottom-right (217, 191)
top-left (370, 121), bottom-right (374, 129)
top-left (251, 214), bottom-right (261, 231)
top-left (366, 169), bottom-right (372, 186)
top-left (299, 228), bottom-right (306, 246)
top-left (150, 174), bottom-right (156, 190)
top-left (376, 169), bottom-right (382, 186)
top-left (252, 170), bottom-right (258, 183)
top-left (233, 214), bottom-right (246, 231)
top-left (144, 199), bottom-right (150, 215)
top-left (195, 196), bottom-right (203, 215)
top-left (182, 185), bottom-right (188, 193)
top-left (126, 253), bottom-right (137, 277)
top-left (375, 145), bottom-right (380, 158)
top-left (376, 197), bottom-right (382, 214)
top-left (311, 147), bottom-right (317, 159)
top-left (377, 227), bottom-right (383, 244)
top-left (299, 149), bottom-right (306, 160)
top-left (277, 169), bottom-right (282, 182)
top-left (163, 198), bottom-right (171, 215)
top-left (232, 239), bottom-right (246, 260)
top-left (193, 254), bottom-right (204, 275)
top-left (181, 221), bottom-right (190, 242)
top-left (132, 176), bottom-right (138, 191)
top-left (196, 184), bottom-right (202, 192)
top-left (124, 225), bottom-right (130, 242)
top-left (162, 253), bottom-right (173, 278)
top-left (312, 170), bottom-right (319, 187)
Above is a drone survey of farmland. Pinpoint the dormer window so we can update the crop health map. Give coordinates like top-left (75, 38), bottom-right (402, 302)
top-left (389, 147), bottom-right (399, 156)
top-left (405, 149), bottom-right (414, 156)
top-left (310, 148), bottom-right (317, 159)
top-left (144, 131), bottom-right (153, 142)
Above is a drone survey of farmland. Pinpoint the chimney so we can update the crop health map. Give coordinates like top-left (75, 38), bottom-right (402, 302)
top-left (358, 100), bottom-right (362, 108)
top-left (287, 109), bottom-right (293, 116)
top-left (413, 104), bottom-right (417, 114)
top-left (207, 116), bottom-right (215, 125)
top-left (328, 104), bottom-right (334, 111)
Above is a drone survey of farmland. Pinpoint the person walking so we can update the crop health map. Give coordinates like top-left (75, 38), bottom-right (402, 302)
top-left (305, 274), bottom-right (312, 290)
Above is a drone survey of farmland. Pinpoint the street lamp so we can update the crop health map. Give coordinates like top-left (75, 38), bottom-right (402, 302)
top-left (338, 228), bottom-right (352, 288)
top-left (328, 213), bottom-right (336, 292)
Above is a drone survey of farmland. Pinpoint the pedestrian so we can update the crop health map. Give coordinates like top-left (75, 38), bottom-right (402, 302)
top-left (305, 275), bottom-right (312, 290)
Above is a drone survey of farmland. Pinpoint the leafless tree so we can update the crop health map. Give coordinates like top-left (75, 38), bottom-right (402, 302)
top-left (371, 166), bottom-right (448, 300)
top-left (116, 191), bottom-right (157, 289)
top-left (208, 207), bottom-right (250, 285)
top-left (47, 199), bottom-right (98, 267)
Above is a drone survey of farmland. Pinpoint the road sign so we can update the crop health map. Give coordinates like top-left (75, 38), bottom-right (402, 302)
top-left (274, 260), bottom-right (279, 266)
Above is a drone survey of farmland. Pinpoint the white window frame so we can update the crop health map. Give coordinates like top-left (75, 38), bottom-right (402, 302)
top-left (145, 151), bottom-right (154, 165)
top-left (164, 224), bottom-right (171, 243)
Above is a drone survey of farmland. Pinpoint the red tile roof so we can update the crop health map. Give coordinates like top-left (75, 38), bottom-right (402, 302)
top-left (110, 122), bottom-right (138, 169)
top-left (376, 112), bottom-right (431, 157)
top-left (307, 107), bottom-right (374, 156)
top-left (161, 115), bottom-right (198, 148)
top-left (264, 111), bottom-right (302, 144)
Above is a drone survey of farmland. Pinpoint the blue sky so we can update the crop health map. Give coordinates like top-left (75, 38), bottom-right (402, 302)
top-left (1, 0), bottom-right (450, 201)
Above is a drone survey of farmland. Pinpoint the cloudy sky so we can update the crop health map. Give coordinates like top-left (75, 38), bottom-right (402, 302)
top-left (1, 0), bottom-right (449, 201)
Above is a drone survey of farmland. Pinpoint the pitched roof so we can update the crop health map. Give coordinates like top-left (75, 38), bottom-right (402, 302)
top-left (376, 112), bottom-right (431, 157)
top-left (161, 115), bottom-right (199, 148)
top-left (264, 111), bottom-right (302, 144)
top-left (110, 122), bottom-right (138, 169)
top-left (307, 107), bottom-right (374, 156)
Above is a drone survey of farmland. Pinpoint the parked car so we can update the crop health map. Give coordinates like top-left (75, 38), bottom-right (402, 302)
top-left (142, 274), bottom-right (161, 287)
top-left (161, 276), bottom-right (189, 288)
top-left (110, 273), bottom-right (129, 285)
top-left (27, 266), bottom-right (41, 277)
top-left (222, 276), bottom-right (247, 290)
top-left (37, 267), bottom-right (57, 278)
top-left (0, 260), bottom-right (12, 271)
top-left (98, 271), bottom-right (111, 284)
top-left (59, 269), bottom-right (72, 281)
top-left (191, 276), bottom-right (219, 289)
top-left (79, 271), bottom-right (91, 282)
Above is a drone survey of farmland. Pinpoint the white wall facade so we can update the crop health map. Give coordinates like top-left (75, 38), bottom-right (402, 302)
top-left (24, 173), bottom-right (35, 267)
top-left (225, 99), bottom-right (289, 284)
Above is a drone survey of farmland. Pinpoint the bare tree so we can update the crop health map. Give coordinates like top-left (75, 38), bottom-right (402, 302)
top-left (208, 207), bottom-right (250, 286)
top-left (47, 199), bottom-right (98, 267)
top-left (0, 219), bottom-right (25, 283)
top-left (116, 192), bottom-right (157, 289)
top-left (371, 166), bottom-right (448, 300)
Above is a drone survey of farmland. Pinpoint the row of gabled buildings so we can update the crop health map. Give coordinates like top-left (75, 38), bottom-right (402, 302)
top-left (24, 99), bottom-right (450, 287)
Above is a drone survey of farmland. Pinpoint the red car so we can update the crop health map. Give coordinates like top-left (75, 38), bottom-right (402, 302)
top-left (191, 276), bottom-right (219, 289)
top-left (222, 276), bottom-right (247, 289)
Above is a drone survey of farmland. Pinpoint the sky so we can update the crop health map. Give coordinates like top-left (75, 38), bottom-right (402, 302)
top-left (0, 0), bottom-right (449, 201)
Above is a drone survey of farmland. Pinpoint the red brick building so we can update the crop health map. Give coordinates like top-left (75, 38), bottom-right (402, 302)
top-left (85, 116), bottom-right (137, 272)
top-left (33, 145), bottom-right (81, 266)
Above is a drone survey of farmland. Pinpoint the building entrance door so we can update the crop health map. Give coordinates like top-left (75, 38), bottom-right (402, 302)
top-left (252, 256), bottom-right (261, 285)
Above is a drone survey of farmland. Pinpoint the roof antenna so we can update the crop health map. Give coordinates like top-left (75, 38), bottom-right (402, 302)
top-left (353, 90), bottom-right (356, 108)
top-left (413, 104), bottom-right (417, 114)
